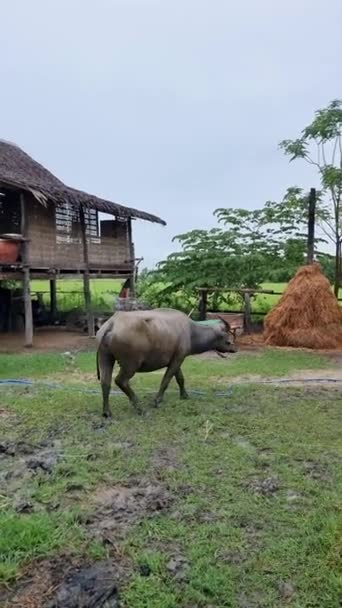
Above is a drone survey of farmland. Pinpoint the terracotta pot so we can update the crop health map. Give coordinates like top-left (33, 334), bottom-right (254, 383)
top-left (0, 239), bottom-right (19, 263)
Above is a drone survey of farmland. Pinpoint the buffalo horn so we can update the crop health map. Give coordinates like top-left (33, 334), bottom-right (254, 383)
top-left (217, 315), bottom-right (231, 332)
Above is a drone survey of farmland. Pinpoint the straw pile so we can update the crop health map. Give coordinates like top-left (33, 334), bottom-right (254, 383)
top-left (264, 263), bottom-right (342, 349)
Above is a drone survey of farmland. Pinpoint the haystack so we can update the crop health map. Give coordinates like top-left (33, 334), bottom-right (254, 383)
top-left (264, 263), bottom-right (342, 349)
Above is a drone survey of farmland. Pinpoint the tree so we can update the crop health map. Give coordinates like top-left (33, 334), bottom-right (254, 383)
top-left (138, 205), bottom-right (309, 312)
top-left (280, 99), bottom-right (342, 295)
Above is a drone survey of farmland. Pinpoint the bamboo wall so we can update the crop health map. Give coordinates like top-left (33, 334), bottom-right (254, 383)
top-left (27, 198), bottom-right (132, 270)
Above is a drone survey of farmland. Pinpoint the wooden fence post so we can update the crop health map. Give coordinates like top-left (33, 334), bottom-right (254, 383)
top-left (50, 279), bottom-right (57, 319)
top-left (198, 289), bottom-right (208, 320)
top-left (243, 291), bottom-right (252, 334)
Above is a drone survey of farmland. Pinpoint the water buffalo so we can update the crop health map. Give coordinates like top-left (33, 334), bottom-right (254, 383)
top-left (96, 308), bottom-right (237, 417)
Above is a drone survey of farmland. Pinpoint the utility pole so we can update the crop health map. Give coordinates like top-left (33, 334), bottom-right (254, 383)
top-left (307, 188), bottom-right (316, 264)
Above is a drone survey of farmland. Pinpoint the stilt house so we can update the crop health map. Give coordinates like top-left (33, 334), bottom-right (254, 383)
top-left (0, 140), bottom-right (165, 345)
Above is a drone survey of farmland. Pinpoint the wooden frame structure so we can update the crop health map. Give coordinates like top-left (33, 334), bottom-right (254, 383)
top-left (196, 287), bottom-right (282, 333)
top-left (0, 140), bottom-right (165, 345)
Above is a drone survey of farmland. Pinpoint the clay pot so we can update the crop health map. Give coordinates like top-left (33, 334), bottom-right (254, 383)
top-left (0, 239), bottom-right (19, 263)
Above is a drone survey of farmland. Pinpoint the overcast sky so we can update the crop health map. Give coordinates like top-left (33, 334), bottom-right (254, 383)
top-left (1, 0), bottom-right (341, 267)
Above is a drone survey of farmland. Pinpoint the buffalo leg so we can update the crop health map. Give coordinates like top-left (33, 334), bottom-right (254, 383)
top-left (154, 359), bottom-right (183, 407)
top-left (98, 351), bottom-right (115, 418)
top-left (115, 369), bottom-right (142, 414)
top-left (175, 368), bottom-right (189, 400)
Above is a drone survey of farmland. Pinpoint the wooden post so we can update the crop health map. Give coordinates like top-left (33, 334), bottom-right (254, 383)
top-left (243, 291), bottom-right (252, 334)
top-left (129, 271), bottom-right (136, 298)
top-left (50, 279), bottom-right (57, 319)
top-left (127, 219), bottom-right (136, 296)
top-left (79, 206), bottom-right (95, 337)
top-left (20, 192), bottom-right (33, 347)
top-left (307, 188), bottom-right (316, 265)
top-left (199, 289), bottom-right (208, 320)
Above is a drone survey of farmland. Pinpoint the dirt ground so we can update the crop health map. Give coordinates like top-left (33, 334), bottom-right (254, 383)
top-left (1, 327), bottom-right (342, 386)
top-left (0, 327), bottom-right (265, 354)
top-left (0, 327), bottom-right (95, 353)
top-left (1, 331), bottom-right (341, 607)
top-left (1, 326), bottom-right (342, 357)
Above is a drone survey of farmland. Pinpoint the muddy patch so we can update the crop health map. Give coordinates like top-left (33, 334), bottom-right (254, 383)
top-left (151, 447), bottom-right (180, 475)
top-left (216, 548), bottom-right (247, 566)
top-left (45, 562), bottom-right (120, 608)
top-left (220, 432), bottom-right (256, 453)
top-left (238, 591), bottom-right (266, 608)
top-left (277, 580), bottom-right (296, 602)
top-left (302, 459), bottom-right (332, 484)
top-left (165, 553), bottom-right (190, 582)
top-left (1, 557), bottom-right (124, 608)
top-left (0, 439), bottom-right (62, 508)
top-left (0, 405), bottom-right (17, 420)
top-left (244, 476), bottom-right (280, 496)
top-left (87, 480), bottom-right (173, 544)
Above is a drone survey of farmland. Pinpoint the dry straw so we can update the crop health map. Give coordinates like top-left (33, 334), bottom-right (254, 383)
top-left (264, 263), bottom-right (342, 349)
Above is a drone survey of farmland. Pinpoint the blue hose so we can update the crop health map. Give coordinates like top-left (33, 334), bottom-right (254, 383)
top-left (0, 378), bottom-right (220, 397)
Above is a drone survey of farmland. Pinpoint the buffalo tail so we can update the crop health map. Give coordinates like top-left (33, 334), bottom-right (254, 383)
top-left (96, 350), bottom-right (100, 380)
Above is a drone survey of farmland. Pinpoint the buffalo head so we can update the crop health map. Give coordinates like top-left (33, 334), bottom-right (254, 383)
top-left (214, 316), bottom-right (238, 354)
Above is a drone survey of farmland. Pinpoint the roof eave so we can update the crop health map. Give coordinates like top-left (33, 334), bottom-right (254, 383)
top-left (0, 180), bottom-right (166, 226)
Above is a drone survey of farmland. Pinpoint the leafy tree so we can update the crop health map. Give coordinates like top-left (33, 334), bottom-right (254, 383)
top-left (139, 205), bottom-right (310, 311)
top-left (280, 99), bottom-right (342, 294)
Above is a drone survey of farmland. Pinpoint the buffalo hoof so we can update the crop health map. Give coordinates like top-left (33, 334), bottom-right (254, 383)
top-left (180, 392), bottom-right (189, 400)
top-left (103, 410), bottom-right (113, 419)
top-left (153, 398), bottom-right (162, 408)
top-left (132, 402), bottom-right (143, 415)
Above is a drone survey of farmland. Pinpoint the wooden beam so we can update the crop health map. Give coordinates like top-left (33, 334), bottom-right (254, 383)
top-left (126, 219), bottom-right (136, 296)
top-left (79, 206), bottom-right (95, 337)
top-left (243, 292), bottom-right (252, 334)
top-left (198, 289), bottom-right (208, 320)
top-left (196, 287), bottom-right (277, 295)
top-left (307, 188), bottom-right (316, 264)
top-left (20, 192), bottom-right (33, 347)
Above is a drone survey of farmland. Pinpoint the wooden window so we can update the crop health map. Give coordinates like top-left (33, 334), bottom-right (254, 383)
top-left (55, 202), bottom-right (99, 244)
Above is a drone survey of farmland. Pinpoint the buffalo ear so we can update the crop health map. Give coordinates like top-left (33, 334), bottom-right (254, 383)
top-left (217, 315), bottom-right (231, 332)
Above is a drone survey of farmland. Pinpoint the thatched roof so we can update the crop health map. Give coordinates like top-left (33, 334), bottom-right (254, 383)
top-left (0, 140), bottom-right (166, 225)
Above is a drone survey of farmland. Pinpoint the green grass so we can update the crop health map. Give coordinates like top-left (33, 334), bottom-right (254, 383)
top-left (0, 350), bottom-right (341, 607)
top-left (24, 278), bottom-right (283, 315)
top-left (29, 278), bottom-right (121, 311)
top-left (24, 279), bottom-right (342, 316)
top-left (30, 278), bottom-right (121, 293)
top-left (0, 512), bottom-right (85, 583)
top-left (0, 348), bottom-right (328, 380)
